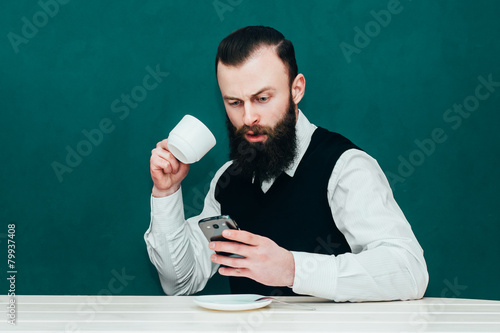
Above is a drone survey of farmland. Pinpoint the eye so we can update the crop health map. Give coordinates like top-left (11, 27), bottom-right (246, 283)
top-left (228, 100), bottom-right (240, 107)
top-left (257, 96), bottom-right (269, 103)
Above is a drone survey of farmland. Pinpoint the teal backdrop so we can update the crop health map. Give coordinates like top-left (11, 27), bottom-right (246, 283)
top-left (1, 0), bottom-right (499, 300)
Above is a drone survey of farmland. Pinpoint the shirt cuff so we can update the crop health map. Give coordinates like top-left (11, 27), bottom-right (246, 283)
top-left (150, 187), bottom-right (185, 234)
top-left (290, 251), bottom-right (338, 299)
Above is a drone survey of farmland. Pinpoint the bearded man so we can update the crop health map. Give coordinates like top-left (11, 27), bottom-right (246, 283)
top-left (145, 26), bottom-right (428, 301)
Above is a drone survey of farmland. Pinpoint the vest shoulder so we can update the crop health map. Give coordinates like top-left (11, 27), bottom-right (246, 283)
top-left (310, 127), bottom-right (362, 156)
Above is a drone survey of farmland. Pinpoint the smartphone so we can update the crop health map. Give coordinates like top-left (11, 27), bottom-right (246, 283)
top-left (198, 215), bottom-right (240, 242)
top-left (198, 215), bottom-right (244, 258)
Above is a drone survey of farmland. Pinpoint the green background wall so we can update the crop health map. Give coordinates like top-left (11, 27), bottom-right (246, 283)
top-left (1, 0), bottom-right (499, 300)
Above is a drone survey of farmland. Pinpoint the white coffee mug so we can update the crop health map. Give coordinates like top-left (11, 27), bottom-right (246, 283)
top-left (167, 115), bottom-right (216, 164)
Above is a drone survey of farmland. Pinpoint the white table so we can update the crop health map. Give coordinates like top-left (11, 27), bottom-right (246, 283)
top-left (1, 295), bottom-right (500, 332)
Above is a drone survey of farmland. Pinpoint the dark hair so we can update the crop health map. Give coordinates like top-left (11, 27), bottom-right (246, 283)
top-left (215, 26), bottom-right (298, 86)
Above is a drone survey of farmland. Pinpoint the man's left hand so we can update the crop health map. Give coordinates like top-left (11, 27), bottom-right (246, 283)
top-left (209, 229), bottom-right (295, 287)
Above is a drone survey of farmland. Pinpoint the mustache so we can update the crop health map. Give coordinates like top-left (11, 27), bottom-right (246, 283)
top-left (234, 125), bottom-right (272, 137)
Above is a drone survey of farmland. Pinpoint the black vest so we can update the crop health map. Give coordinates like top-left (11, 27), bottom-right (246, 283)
top-left (214, 127), bottom-right (360, 296)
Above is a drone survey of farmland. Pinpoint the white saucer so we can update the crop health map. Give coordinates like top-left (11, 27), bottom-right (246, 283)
top-left (193, 294), bottom-right (272, 311)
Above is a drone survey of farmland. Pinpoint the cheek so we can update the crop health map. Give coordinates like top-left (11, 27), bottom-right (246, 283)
top-left (264, 99), bottom-right (289, 124)
top-left (226, 110), bottom-right (242, 128)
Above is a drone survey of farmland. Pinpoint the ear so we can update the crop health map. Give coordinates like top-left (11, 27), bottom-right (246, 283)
top-left (291, 74), bottom-right (306, 105)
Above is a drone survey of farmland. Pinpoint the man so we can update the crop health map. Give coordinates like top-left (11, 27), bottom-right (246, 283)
top-left (145, 26), bottom-right (428, 301)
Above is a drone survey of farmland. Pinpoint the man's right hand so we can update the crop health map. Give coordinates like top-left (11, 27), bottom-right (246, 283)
top-left (150, 139), bottom-right (190, 197)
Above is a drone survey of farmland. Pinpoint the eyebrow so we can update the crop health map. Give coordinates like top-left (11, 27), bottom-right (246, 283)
top-left (223, 87), bottom-right (276, 100)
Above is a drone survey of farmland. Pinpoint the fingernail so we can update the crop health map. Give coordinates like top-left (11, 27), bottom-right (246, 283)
top-left (223, 230), bottom-right (230, 237)
top-left (211, 254), bottom-right (217, 261)
top-left (209, 242), bottom-right (215, 248)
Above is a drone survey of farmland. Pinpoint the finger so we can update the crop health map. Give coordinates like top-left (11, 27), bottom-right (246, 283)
top-left (218, 266), bottom-right (249, 277)
top-left (211, 253), bottom-right (246, 268)
top-left (154, 148), bottom-right (180, 174)
top-left (221, 229), bottom-right (260, 246)
top-left (209, 240), bottom-right (250, 257)
top-left (151, 155), bottom-right (172, 174)
top-left (156, 139), bottom-right (169, 150)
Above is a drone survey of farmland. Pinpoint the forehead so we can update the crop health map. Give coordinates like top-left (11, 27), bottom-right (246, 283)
top-left (217, 46), bottom-right (289, 96)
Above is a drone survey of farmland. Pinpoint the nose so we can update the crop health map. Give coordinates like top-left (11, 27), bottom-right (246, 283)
top-left (243, 105), bottom-right (260, 127)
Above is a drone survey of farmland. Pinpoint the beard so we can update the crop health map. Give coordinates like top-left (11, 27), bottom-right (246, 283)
top-left (227, 95), bottom-right (298, 183)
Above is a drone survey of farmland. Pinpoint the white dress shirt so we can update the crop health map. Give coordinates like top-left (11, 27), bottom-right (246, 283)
top-left (144, 110), bottom-right (429, 301)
